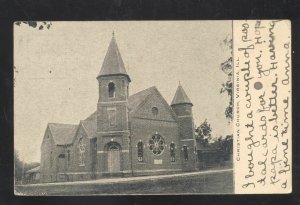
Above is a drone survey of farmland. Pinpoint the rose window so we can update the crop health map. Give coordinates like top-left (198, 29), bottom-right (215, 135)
top-left (149, 134), bottom-right (165, 155)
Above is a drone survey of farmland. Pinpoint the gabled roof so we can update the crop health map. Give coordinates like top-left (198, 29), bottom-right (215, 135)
top-left (128, 86), bottom-right (178, 121)
top-left (97, 35), bottom-right (130, 81)
top-left (81, 111), bottom-right (97, 138)
top-left (128, 86), bottom-right (156, 114)
top-left (26, 166), bottom-right (40, 173)
top-left (48, 123), bottom-right (78, 145)
top-left (171, 84), bottom-right (193, 106)
top-left (48, 86), bottom-right (180, 144)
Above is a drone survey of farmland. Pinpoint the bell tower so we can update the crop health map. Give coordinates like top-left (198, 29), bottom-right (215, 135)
top-left (96, 33), bottom-right (131, 133)
top-left (171, 83), bottom-right (197, 171)
top-left (96, 33), bottom-right (131, 175)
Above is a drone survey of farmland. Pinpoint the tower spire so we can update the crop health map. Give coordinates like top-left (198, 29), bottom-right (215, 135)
top-left (171, 83), bottom-right (193, 106)
top-left (97, 34), bottom-right (131, 82)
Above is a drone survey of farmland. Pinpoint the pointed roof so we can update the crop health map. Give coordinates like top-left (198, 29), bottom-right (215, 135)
top-left (97, 34), bottom-right (131, 81)
top-left (171, 84), bottom-right (193, 106)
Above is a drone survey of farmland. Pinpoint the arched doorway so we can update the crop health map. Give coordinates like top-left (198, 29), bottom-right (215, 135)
top-left (108, 143), bottom-right (121, 173)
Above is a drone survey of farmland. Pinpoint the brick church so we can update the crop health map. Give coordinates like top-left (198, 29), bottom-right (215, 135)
top-left (40, 34), bottom-right (198, 183)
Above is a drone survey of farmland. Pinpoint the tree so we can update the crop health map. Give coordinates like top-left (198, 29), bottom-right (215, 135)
top-left (14, 149), bottom-right (40, 183)
top-left (220, 36), bottom-right (233, 121)
top-left (195, 119), bottom-right (212, 146)
top-left (14, 149), bottom-right (23, 182)
top-left (216, 134), bottom-right (233, 160)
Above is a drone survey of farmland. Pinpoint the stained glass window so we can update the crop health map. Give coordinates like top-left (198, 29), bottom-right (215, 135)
top-left (183, 145), bottom-right (188, 161)
top-left (137, 141), bottom-right (143, 162)
top-left (170, 143), bottom-right (176, 162)
top-left (149, 134), bottom-right (165, 156)
top-left (78, 138), bottom-right (86, 166)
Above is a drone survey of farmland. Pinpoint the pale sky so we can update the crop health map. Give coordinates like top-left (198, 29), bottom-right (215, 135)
top-left (14, 21), bottom-right (232, 163)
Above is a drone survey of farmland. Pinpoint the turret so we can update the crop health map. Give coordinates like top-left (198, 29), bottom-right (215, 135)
top-left (171, 83), bottom-right (194, 140)
top-left (171, 83), bottom-right (196, 171)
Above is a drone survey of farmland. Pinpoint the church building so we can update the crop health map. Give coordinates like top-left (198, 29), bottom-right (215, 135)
top-left (40, 34), bottom-right (198, 183)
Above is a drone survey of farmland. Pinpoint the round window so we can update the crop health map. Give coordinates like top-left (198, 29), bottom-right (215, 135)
top-left (149, 134), bottom-right (165, 155)
top-left (152, 107), bottom-right (158, 115)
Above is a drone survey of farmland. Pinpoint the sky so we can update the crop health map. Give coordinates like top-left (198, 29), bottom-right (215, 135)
top-left (14, 21), bottom-right (232, 163)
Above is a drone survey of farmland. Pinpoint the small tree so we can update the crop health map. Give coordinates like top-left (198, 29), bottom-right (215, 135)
top-left (14, 149), bottom-right (23, 182)
top-left (220, 36), bottom-right (233, 121)
top-left (216, 135), bottom-right (233, 160)
top-left (195, 119), bottom-right (212, 146)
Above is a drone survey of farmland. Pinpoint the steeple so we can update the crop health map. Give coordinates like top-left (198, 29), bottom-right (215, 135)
top-left (97, 33), bottom-right (131, 82)
top-left (171, 84), bottom-right (193, 106)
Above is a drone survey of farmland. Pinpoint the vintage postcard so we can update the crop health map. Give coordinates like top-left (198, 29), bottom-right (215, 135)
top-left (13, 20), bottom-right (291, 195)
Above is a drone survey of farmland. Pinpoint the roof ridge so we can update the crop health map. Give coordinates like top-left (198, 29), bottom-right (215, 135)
top-left (129, 86), bottom-right (156, 98)
top-left (83, 111), bottom-right (97, 121)
top-left (48, 122), bottom-right (78, 126)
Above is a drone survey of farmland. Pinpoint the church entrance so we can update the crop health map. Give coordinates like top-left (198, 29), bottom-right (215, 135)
top-left (108, 144), bottom-right (121, 173)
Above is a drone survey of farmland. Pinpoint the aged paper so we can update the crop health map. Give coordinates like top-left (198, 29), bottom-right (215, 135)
top-left (233, 20), bottom-right (292, 194)
top-left (14, 20), bottom-right (291, 195)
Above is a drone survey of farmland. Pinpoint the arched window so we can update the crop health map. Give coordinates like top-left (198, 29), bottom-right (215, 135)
top-left (152, 107), bottom-right (158, 115)
top-left (170, 143), bottom-right (176, 162)
top-left (108, 82), bottom-right (115, 98)
top-left (137, 141), bottom-right (144, 162)
top-left (109, 144), bottom-right (119, 151)
top-left (183, 145), bottom-right (188, 161)
top-left (78, 138), bottom-right (86, 166)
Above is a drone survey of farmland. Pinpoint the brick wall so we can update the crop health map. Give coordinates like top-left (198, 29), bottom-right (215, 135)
top-left (66, 126), bottom-right (93, 181)
top-left (97, 75), bottom-right (129, 133)
top-left (41, 125), bottom-right (95, 183)
top-left (129, 118), bottom-right (182, 175)
top-left (40, 128), bottom-right (59, 183)
top-left (172, 103), bottom-right (197, 171)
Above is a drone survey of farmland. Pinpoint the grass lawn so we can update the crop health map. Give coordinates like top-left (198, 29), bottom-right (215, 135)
top-left (15, 169), bottom-right (233, 195)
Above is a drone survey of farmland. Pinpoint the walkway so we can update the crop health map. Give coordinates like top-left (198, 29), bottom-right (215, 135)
top-left (20, 168), bottom-right (233, 187)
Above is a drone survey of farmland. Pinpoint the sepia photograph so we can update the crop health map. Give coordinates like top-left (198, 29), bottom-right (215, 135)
top-left (14, 21), bottom-right (233, 195)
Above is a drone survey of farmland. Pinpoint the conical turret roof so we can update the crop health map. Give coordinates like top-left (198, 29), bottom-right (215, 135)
top-left (97, 34), bottom-right (130, 81)
top-left (171, 84), bottom-right (193, 106)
